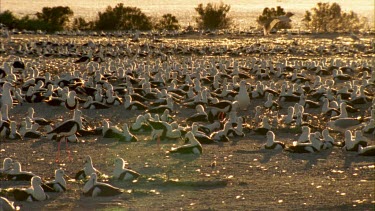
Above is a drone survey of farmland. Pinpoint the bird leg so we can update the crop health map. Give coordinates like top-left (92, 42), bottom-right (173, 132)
top-left (65, 136), bottom-right (72, 162)
top-left (55, 136), bottom-right (63, 163)
top-left (157, 134), bottom-right (161, 150)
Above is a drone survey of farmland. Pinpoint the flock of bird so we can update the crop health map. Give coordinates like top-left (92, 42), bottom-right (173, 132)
top-left (0, 31), bottom-right (374, 209)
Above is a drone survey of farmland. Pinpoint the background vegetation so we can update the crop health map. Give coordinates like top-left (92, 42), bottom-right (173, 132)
top-left (194, 2), bottom-right (231, 30)
top-left (0, 2), bottom-right (369, 33)
top-left (256, 6), bottom-right (292, 31)
top-left (302, 2), bottom-right (368, 32)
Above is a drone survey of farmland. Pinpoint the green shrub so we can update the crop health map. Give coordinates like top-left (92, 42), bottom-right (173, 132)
top-left (304, 2), bottom-right (367, 32)
top-left (0, 10), bottom-right (19, 29)
top-left (195, 2), bottom-right (231, 30)
top-left (94, 3), bottom-right (153, 31)
top-left (155, 14), bottom-right (180, 30)
top-left (256, 6), bottom-right (292, 30)
top-left (36, 6), bottom-right (74, 32)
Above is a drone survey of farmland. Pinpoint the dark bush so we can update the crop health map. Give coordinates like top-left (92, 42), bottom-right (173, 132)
top-left (0, 10), bottom-right (19, 29)
top-left (36, 6), bottom-right (74, 32)
top-left (256, 6), bottom-right (292, 31)
top-left (72, 17), bottom-right (94, 31)
top-left (15, 15), bottom-right (51, 31)
top-left (155, 14), bottom-right (180, 30)
top-left (302, 10), bottom-right (312, 29)
top-left (94, 3), bottom-right (153, 31)
top-left (304, 2), bottom-right (367, 32)
top-left (195, 2), bottom-right (231, 30)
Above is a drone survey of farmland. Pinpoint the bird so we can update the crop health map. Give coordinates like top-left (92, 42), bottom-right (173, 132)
top-left (342, 130), bottom-right (367, 151)
top-left (65, 91), bottom-right (79, 110)
top-left (321, 129), bottom-right (342, 149)
top-left (285, 133), bottom-right (322, 153)
top-left (252, 116), bottom-right (272, 135)
top-left (7, 122), bottom-right (22, 140)
top-left (75, 155), bottom-right (102, 180)
top-left (0, 196), bottom-right (16, 211)
top-left (6, 161), bottom-right (36, 181)
top-left (0, 157), bottom-right (13, 176)
top-left (261, 131), bottom-right (285, 150)
top-left (1, 82), bottom-right (13, 109)
top-left (358, 145), bottom-right (375, 156)
top-left (146, 117), bottom-right (169, 141)
top-left (112, 157), bottom-right (140, 180)
top-left (47, 112), bottom-right (81, 162)
top-left (235, 80), bottom-right (250, 110)
top-left (41, 169), bottom-right (66, 192)
top-left (327, 117), bottom-right (364, 133)
top-left (263, 12), bottom-right (294, 36)
top-left (298, 126), bottom-right (311, 143)
top-left (124, 95), bottom-right (147, 110)
top-left (83, 173), bottom-right (123, 197)
top-left (129, 115), bottom-right (151, 133)
top-left (210, 122), bottom-right (232, 142)
top-left (102, 120), bottom-right (124, 140)
top-left (191, 122), bottom-right (215, 144)
top-left (186, 105), bottom-right (209, 123)
top-left (83, 96), bottom-right (110, 109)
top-left (12, 176), bottom-right (49, 201)
top-left (27, 107), bottom-right (52, 126)
top-left (118, 123), bottom-right (138, 142)
top-left (169, 131), bottom-right (203, 155)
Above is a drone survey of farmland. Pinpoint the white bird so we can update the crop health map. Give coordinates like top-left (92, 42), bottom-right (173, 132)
top-left (83, 173), bottom-right (122, 197)
top-left (263, 12), bottom-right (294, 36)
top-left (235, 80), bottom-right (250, 110)
top-left (13, 176), bottom-right (49, 201)
top-left (75, 155), bottom-right (101, 180)
top-left (112, 157), bottom-right (140, 180)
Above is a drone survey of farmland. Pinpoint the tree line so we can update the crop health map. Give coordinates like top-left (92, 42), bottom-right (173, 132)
top-left (0, 2), bottom-right (369, 33)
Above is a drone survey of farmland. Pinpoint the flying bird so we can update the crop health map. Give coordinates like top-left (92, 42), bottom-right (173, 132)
top-left (263, 12), bottom-right (294, 36)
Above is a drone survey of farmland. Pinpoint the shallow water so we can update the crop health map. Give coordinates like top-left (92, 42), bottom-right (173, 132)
top-left (1, 0), bottom-right (374, 28)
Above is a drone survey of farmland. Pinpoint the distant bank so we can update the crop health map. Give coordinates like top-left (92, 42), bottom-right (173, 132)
top-left (1, 0), bottom-right (374, 28)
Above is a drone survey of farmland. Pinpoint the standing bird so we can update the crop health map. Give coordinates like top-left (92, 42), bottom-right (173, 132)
top-left (235, 80), bottom-right (250, 110)
top-left (1, 82), bottom-right (13, 109)
top-left (47, 112), bottom-right (81, 162)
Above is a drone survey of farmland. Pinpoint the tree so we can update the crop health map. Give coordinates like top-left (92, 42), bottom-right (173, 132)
top-left (0, 10), bottom-right (18, 29)
top-left (305, 2), bottom-right (367, 33)
top-left (16, 15), bottom-right (50, 31)
top-left (94, 4), bottom-right (153, 31)
top-left (155, 14), bottom-right (180, 30)
top-left (256, 6), bottom-right (292, 31)
top-left (72, 17), bottom-right (94, 31)
top-left (36, 6), bottom-right (74, 32)
top-left (302, 11), bottom-right (312, 29)
top-left (195, 2), bottom-right (231, 30)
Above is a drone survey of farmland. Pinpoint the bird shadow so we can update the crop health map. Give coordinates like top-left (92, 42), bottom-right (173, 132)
top-left (342, 151), bottom-right (375, 168)
top-left (286, 149), bottom-right (333, 170)
top-left (260, 149), bottom-right (283, 163)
